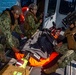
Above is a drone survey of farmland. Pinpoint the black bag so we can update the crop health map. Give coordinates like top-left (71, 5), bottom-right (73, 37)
top-left (37, 32), bottom-right (54, 55)
top-left (22, 30), bottom-right (48, 59)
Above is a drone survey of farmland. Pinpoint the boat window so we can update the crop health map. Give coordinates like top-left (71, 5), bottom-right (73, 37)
top-left (20, 0), bottom-right (34, 7)
top-left (59, 0), bottom-right (76, 15)
top-left (47, 0), bottom-right (57, 15)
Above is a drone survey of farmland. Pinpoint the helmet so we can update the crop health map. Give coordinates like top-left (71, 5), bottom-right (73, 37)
top-left (11, 5), bottom-right (22, 15)
top-left (28, 3), bottom-right (37, 10)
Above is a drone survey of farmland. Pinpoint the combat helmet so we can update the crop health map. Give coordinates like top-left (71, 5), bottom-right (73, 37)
top-left (11, 5), bottom-right (22, 15)
top-left (28, 3), bottom-right (37, 10)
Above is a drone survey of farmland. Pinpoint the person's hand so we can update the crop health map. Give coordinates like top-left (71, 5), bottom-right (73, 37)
top-left (39, 19), bottom-right (42, 23)
top-left (12, 47), bottom-right (20, 53)
top-left (72, 33), bottom-right (76, 35)
top-left (39, 13), bottom-right (43, 19)
top-left (57, 42), bottom-right (63, 47)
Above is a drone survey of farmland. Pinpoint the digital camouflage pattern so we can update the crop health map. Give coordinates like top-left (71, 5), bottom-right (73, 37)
top-left (11, 19), bottom-right (22, 35)
top-left (0, 44), bottom-right (7, 62)
top-left (24, 11), bottom-right (41, 38)
top-left (55, 43), bottom-right (76, 68)
top-left (55, 43), bottom-right (68, 54)
top-left (0, 11), bottom-right (15, 48)
top-left (0, 10), bottom-right (21, 61)
top-left (0, 10), bottom-right (22, 48)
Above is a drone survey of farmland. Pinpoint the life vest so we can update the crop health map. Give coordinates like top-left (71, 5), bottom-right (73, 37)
top-left (20, 6), bottom-right (29, 23)
top-left (22, 7), bottom-right (29, 14)
top-left (29, 52), bottom-right (59, 67)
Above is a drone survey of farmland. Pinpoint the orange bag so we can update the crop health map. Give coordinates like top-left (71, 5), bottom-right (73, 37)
top-left (29, 52), bottom-right (59, 67)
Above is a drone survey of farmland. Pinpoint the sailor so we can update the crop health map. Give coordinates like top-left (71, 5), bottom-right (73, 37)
top-left (0, 5), bottom-right (22, 62)
top-left (24, 3), bottom-right (42, 39)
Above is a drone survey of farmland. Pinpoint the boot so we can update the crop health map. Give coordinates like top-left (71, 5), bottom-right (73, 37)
top-left (0, 51), bottom-right (7, 62)
top-left (0, 44), bottom-right (7, 62)
top-left (43, 63), bottom-right (59, 74)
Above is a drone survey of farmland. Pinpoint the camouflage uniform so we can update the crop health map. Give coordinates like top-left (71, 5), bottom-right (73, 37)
top-left (54, 27), bottom-right (76, 68)
top-left (54, 43), bottom-right (76, 68)
top-left (0, 10), bottom-right (22, 62)
top-left (55, 43), bottom-right (68, 54)
top-left (24, 11), bottom-right (41, 38)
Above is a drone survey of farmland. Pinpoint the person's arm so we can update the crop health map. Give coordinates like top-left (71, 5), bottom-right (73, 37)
top-left (14, 24), bottom-right (23, 35)
top-left (12, 46), bottom-right (19, 52)
top-left (28, 15), bottom-right (41, 29)
top-left (71, 27), bottom-right (76, 35)
top-left (64, 29), bottom-right (70, 37)
top-left (0, 14), bottom-right (19, 52)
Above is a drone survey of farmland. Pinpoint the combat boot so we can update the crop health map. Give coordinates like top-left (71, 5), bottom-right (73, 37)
top-left (0, 51), bottom-right (8, 62)
top-left (43, 63), bottom-right (59, 74)
top-left (0, 44), bottom-right (7, 63)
